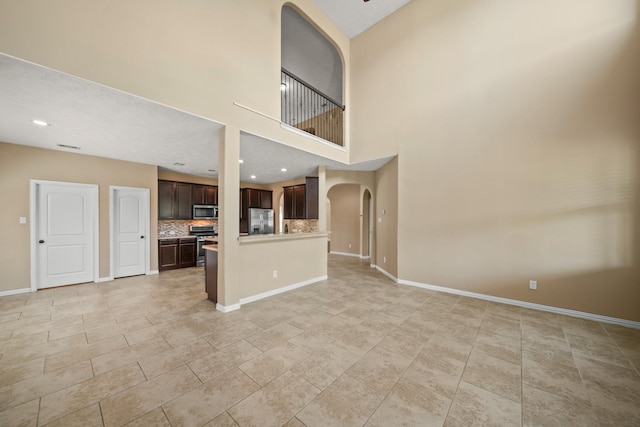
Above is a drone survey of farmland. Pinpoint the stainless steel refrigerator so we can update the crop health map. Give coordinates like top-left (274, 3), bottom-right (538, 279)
top-left (248, 208), bottom-right (274, 235)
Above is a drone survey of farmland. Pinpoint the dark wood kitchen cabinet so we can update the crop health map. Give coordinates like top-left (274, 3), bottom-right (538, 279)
top-left (205, 248), bottom-right (218, 303)
top-left (283, 177), bottom-right (318, 219)
top-left (158, 180), bottom-right (193, 220)
top-left (158, 239), bottom-right (178, 270)
top-left (239, 188), bottom-right (273, 233)
top-left (192, 184), bottom-right (218, 206)
top-left (178, 238), bottom-right (197, 268)
top-left (159, 237), bottom-right (196, 271)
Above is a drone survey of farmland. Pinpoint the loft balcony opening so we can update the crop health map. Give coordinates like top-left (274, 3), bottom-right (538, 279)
top-left (281, 4), bottom-right (345, 147)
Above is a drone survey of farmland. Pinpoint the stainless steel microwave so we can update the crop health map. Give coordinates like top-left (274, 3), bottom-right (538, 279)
top-left (193, 205), bottom-right (218, 220)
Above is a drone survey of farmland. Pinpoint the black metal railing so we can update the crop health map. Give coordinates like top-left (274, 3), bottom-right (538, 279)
top-left (281, 68), bottom-right (345, 146)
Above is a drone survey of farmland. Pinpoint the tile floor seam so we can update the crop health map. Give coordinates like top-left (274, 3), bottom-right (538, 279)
top-left (35, 397), bottom-right (42, 427)
top-left (362, 373), bottom-right (403, 426)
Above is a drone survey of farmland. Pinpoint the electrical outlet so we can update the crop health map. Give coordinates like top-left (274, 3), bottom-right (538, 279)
top-left (383, 256), bottom-right (386, 263)
top-left (529, 280), bottom-right (537, 290)
top-left (168, 230), bottom-right (176, 235)
top-left (273, 270), bottom-right (278, 278)
top-left (349, 244), bottom-right (352, 249)
top-left (19, 217), bottom-right (27, 224)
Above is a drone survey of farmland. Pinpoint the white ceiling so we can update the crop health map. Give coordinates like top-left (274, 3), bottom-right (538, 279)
top-left (312, 0), bottom-right (412, 39)
top-left (0, 54), bottom-right (392, 184)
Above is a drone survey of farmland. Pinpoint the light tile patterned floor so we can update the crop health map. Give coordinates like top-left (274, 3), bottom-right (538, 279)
top-left (1, 255), bottom-right (639, 426)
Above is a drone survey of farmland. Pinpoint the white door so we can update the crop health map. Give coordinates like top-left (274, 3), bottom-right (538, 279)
top-left (33, 181), bottom-right (98, 289)
top-left (112, 187), bottom-right (149, 278)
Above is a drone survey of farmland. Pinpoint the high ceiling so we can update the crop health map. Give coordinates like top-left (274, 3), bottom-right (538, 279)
top-left (312, 0), bottom-right (412, 39)
top-left (0, 3), bottom-right (407, 183)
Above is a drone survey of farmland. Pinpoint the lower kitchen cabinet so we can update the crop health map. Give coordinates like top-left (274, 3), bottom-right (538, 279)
top-left (178, 238), bottom-right (196, 268)
top-left (159, 237), bottom-right (196, 271)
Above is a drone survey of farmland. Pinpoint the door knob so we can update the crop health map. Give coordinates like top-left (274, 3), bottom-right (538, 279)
top-left (38, 240), bottom-right (45, 244)
top-left (140, 236), bottom-right (145, 239)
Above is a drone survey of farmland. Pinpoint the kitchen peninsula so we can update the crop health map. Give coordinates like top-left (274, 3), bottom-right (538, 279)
top-left (204, 243), bottom-right (218, 303)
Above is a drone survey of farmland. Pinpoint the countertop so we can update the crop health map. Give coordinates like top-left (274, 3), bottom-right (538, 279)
top-left (158, 235), bottom-right (197, 240)
top-left (238, 231), bottom-right (328, 244)
top-left (203, 244), bottom-right (218, 252)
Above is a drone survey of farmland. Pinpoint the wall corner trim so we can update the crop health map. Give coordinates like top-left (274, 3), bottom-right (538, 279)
top-left (0, 288), bottom-right (32, 297)
top-left (397, 278), bottom-right (640, 330)
top-left (97, 277), bottom-right (114, 283)
top-left (239, 275), bottom-right (328, 306)
top-left (216, 303), bottom-right (241, 313)
top-left (148, 270), bottom-right (159, 275)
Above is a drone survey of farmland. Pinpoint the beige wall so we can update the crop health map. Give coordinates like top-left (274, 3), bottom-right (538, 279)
top-left (0, 142), bottom-right (158, 291)
top-left (0, 0), bottom-right (351, 164)
top-left (327, 184), bottom-right (361, 255)
top-left (353, 0), bottom-right (640, 321)
top-left (238, 235), bottom-right (327, 300)
top-left (374, 157), bottom-right (399, 278)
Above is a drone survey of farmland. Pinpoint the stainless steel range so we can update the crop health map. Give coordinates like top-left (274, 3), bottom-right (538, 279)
top-left (189, 225), bottom-right (217, 266)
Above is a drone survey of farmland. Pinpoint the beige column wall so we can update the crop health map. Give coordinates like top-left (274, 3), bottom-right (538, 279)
top-left (353, 0), bottom-right (640, 321)
top-left (0, 142), bottom-right (158, 292)
top-left (374, 158), bottom-right (399, 278)
top-left (217, 126), bottom-right (241, 308)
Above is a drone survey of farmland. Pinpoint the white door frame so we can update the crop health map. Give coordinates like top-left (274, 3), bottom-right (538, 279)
top-left (109, 186), bottom-right (151, 279)
top-left (30, 179), bottom-right (100, 292)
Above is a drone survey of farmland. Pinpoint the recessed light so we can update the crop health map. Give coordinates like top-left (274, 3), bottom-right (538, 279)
top-left (239, 159), bottom-right (244, 164)
top-left (32, 119), bottom-right (50, 126)
top-left (250, 175), bottom-right (256, 179)
top-left (173, 162), bottom-right (185, 166)
top-left (281, 168), bottom-right (287, 172)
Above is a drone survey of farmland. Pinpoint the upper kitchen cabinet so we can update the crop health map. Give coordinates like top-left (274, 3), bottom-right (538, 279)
top-left (240, 188), bottom-right (272, 219)
top-left (283, 177), bottom-right (318, 220)
top-left (158, 180), bottom-right (193, 220)
top-left (239, 188), bottom-right (273, 233)
top-left (193, 184), bottom-right (218, 206)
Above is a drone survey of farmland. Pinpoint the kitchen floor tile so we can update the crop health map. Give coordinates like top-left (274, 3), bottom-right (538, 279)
top-left (0, 257), bottom-right (636, 426)
top-left (100, 365), bottom-right (201, 426)
top-left (163, 368), bottom-right (259, 426)
top-left (227, 370), bottom-right (320, 427)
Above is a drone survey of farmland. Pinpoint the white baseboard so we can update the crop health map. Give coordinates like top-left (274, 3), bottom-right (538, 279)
top-left (216, 303), bottom-right (241, 313)
top-left (240, 275), bottom-right (328, 305)
top-left (214, 275), bottom-right (328, 314)
top-left (397, 278), bottom-right (640, 330)
top-left (97, 277), bottom-right (114, 283)
top-left (375, 265), bottom-right (399, 283)
top-left (0, 287), bottom-right (32, 297)
top-left (147, 270), bottom-right (159, 275)
top-left (329, 251), bottom-right (361, 258)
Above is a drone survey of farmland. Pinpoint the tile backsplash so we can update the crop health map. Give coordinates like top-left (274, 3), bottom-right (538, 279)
top-left (158, 220), bottom-right (217, 237)
top-left (283, 219), bottom-right (318, 234)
